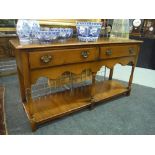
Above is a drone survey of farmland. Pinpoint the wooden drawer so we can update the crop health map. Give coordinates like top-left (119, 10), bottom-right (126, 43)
top-left (29, 47), bottom-right (98, 69)
top-left (100, 44), bottom-right (138, 59)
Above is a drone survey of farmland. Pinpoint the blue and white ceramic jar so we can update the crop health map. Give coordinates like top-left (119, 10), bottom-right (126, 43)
top-left (16, 19), bottom-right (32, 44)
top-left (76, 22), bottom-right (89, 37)
top-left (16, 19), bottom-right (40, 44)
top-left (76, 22), bottom-right (102, 42)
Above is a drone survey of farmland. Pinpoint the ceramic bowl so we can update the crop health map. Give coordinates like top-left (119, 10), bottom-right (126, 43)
top-left (76, 22), bottom-right (102, 41)
top-left (58, 28), bottom-right (73, 39)
top-left (36, 30), bottom-right (59, 43)
top-left (50, 28), bottom-right (73, 38)
top-left (30, 20), bottom-right (40, 43)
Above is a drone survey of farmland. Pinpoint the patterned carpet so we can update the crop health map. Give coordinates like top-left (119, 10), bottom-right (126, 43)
top-left (1, 75), bottom-right (155, 135)
top-left (0, 58), bottom-right (16, 76)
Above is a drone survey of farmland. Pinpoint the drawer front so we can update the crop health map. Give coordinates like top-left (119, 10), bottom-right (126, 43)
top-left (100, 44), bottom-right (138, 59)
top-left (29, 47), bottom-right (98, 69)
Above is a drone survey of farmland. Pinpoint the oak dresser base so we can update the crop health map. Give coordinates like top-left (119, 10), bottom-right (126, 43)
top-left (10, 38), bottom-right (142, 131)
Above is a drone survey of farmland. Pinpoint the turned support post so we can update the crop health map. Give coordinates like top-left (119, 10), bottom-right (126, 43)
top-left (17, 67), bottom-right (27, 102)
top-left (90, 72), bottom-right (96, 109)
top-left (127, 64), bottom-right (135, 96)
top-left (30, 118), bottom-right (37, 132)
top-left (109, 67), bottom-right (114, 80)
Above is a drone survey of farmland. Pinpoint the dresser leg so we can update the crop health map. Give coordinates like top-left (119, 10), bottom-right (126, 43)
top-left (17, 67), bottom-right (26, 102)
top-left (91, 72), bottom-right (96, 95)
top-left (109, 67), bottom-right (114, 80)
top-left (89, 104), bottom-right (94, 110)
top-left (126, 90), bottom-right (131, 96)
top-left (89, 72), bottom-right (96, 110)
top-left (127, 64), bottom-right (135, 95)
top-left (89, 97), bottom-right (95, 110)
top-left (30, 118), bottom-right (37, 132)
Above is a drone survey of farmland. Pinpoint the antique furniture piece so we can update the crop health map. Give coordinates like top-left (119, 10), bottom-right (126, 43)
top-left (10, 38), bottom-right (142, 131)
top-left (0, 35), bottom-right (17, 77)
top-left (0, 20), bottom-right (17, 58)
top-left (0, 35), bottom-right (17, 58)
top-left (129, 20), bottom-right (155, 69)
top-left (130, 35), bottom-right (155, 69)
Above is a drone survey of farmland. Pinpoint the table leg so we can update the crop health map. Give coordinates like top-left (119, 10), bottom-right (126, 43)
top-left (30, 118), bottom-right (37, 132)
top-left (127, 64), bottom-right (135, 96)
top-left (109, 67), bottom-right (114, 80)
top-left (17, 67), bottom-right (26, 102)
top-left (90, 72), bottom-right (96, 110)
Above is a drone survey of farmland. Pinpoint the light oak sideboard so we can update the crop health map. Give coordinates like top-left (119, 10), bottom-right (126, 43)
top-left (10, 38), bottom-right (143, 131)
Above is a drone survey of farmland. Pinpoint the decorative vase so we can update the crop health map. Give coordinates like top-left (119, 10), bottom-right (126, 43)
top-left (16, 19), bottom-right (40, 44)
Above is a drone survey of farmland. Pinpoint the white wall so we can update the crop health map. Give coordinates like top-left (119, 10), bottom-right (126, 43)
top-left (97, 64), bottom-right (155, 88)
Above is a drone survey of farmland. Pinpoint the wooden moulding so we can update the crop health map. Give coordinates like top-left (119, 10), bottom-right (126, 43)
top-left (38, 19), bottom-right (101, 28)
top-left (0, 27), bottom-right (16, 32)
top-left (30, 57), bottom-right (135, 85)
top-left (23, 80), bottom-right (129, 130)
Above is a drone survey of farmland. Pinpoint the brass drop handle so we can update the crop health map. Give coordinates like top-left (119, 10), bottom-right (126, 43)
top-left (106, 49), bottom-right (112, 56)
top-left (40, 55), bottom-right (52, 63)
top-left (81, 51), bottom-right (89, 58)
top-left (129, 48), bottom-right (134, 54)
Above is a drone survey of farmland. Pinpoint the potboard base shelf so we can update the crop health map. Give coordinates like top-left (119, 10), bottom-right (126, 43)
top-left (23, 80), bottom-right (129, 131)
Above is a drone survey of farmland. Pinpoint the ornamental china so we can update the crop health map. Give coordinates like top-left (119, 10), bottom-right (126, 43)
top-left (16, 19), bottom-right (40, 44)
top-left (76, 22), bottom-right (102, 42)
top-left (58, 28), bottom-right (73, 39)
top-left (36, 30), bottom-right (59, 43)
top-left (16, 20), bottom-right (78, 44)
top-left (16, 19), bottom-right (32, 44)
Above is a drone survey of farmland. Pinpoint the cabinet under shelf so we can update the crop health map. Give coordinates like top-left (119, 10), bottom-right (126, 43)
top-left (23, 80), bottom-right (129, 127)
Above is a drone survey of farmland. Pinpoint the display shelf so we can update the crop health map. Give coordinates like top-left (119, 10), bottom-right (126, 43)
top-left (23, 80), bottom-right (128, 128)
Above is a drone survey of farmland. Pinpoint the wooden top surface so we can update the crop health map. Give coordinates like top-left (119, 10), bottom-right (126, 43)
top-left (10, 37), bottom-right (143, 50)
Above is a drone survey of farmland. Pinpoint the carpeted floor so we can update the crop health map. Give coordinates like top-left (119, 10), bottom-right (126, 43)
top-left (0, 75), bottom-right (155, 135)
